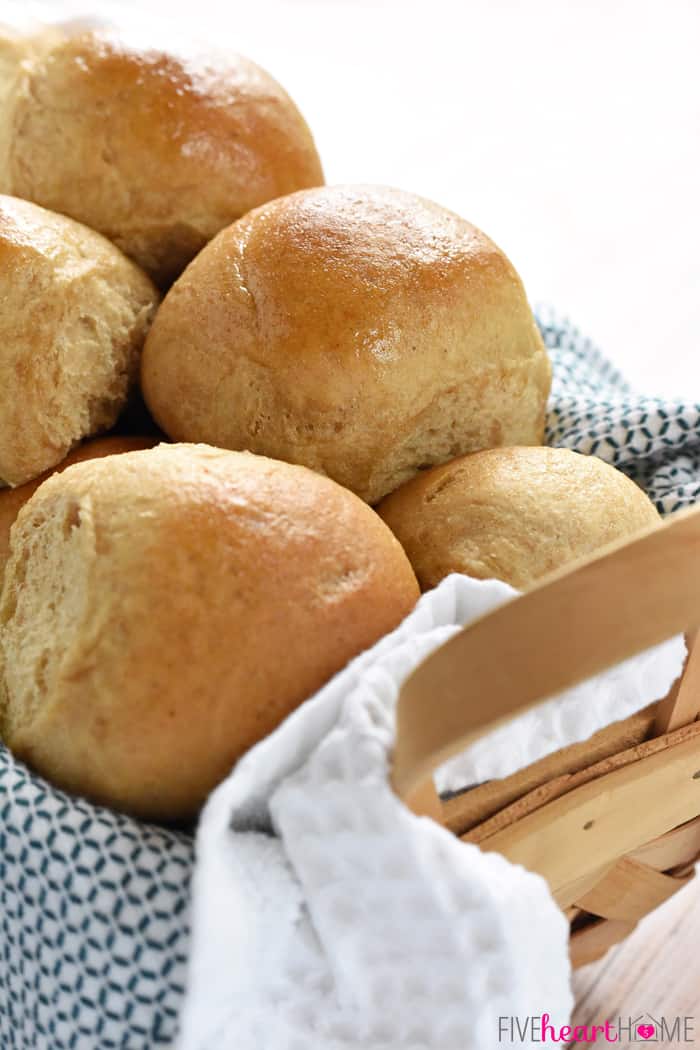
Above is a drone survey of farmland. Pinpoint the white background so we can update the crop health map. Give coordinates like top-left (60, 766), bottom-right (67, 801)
top-left (10, 0), bottom-right (700, 395)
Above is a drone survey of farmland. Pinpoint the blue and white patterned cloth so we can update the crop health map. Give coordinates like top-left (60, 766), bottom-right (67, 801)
top-left (539, 305), bottom-right (700, 513)
top-left (1, 310), bottom-right (699, 1049)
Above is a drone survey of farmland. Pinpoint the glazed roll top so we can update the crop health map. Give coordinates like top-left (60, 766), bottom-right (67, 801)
top-left (0, 24), bottom-right (324, 285)
top-left (141, 184), bottom-right (552, 503)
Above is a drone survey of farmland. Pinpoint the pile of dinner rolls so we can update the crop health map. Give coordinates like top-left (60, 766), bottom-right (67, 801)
top-left (0, 21), bottom-right (660, 822)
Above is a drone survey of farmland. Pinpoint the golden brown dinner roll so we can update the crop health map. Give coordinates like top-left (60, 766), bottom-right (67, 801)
top-left (0, 444), bottom-right (418, 820)
top-left (0, 24), bottom-right (323, 285)
top-left (0, 436), bottom-right (157, 575)
top-left (0, 195), bottom-right (158, 486)
top-left (141, 185), bottom-right (551, 504)
top-left (377, 446), bottom-right (660, 591)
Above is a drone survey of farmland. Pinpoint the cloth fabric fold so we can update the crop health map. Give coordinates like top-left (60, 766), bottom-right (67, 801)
top-left (178, 575), bottom-right (685, 1050)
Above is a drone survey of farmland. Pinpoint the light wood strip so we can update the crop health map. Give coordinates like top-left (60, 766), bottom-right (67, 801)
top-left (554, 864), bottom-right (614, 911)
top-left (570, 918), bottom-right (637, 970)
top-left (465, 719), bottom-right (700, 846)
top-left (654, 626), bottom-right (700, 733)
top-left (441, 705), bottom-right (658, 837)
top-left (628, 814), bottom-right (700, 872)
top-left (474, 731), bottom-right (700, 894)
top-left (575, 858), bottom-right (691, 922)
top-left (394, 504), bottom-right (700, 807)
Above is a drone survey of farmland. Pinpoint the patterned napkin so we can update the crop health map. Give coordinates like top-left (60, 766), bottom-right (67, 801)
top-left (539, 305), bottom-right (700, 513)
top-left (1, 310), bottom-right (698, 1049)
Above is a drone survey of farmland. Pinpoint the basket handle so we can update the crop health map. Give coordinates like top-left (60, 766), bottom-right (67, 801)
top-left (392, 503), bottom-right (700, 815)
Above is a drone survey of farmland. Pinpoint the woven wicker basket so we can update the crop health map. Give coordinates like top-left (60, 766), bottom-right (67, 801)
top-left (392, 504), bottom-right (700, 968)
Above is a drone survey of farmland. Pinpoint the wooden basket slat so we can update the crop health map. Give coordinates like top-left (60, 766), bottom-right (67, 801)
top-left (654, 626), bottom-right (700, 733)
top-left (575, 857), bottom-right (692, 922)
top-left (628, 814), bottom-right (700, 871)
top-left (442, 704), bottom-right (658, 837)
top-left (553, 864), bottom-right (614, 911)
top-left (472, 728), bottom-right (700, 896)
top-left (394, 506), bottom-right (700, 810)
top-left (392, 507), bottom-right (700, 967)
top-left (569, 918), bottom-right (637, 970)
top-left (463, 720), bottom-right (700, 848)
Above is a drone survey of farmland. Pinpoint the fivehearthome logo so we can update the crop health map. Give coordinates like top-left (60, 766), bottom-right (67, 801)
top-left (498, 1013), bottom-right (696, 1043)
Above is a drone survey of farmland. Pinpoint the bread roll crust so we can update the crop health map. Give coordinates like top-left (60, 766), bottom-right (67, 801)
top-left (141, 185), bottom-right (551, 503)
top-left (0, 443), bottom-right (418, 820)
top-left (0, 194), bottom-right (158, 486)
top-left (1, 26), bottom-right (324, 284)
top-left (377, 446), bottom-right (661, 590)
top-left (0, 436), bottom-right (157, 575)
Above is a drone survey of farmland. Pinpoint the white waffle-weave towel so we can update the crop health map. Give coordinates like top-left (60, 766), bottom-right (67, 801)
top-left (178, 574), bottom-right (685, 1050)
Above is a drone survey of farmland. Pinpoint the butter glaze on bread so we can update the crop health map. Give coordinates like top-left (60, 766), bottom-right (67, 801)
top-left (141, 185), bottom-right (552, 503)
top-left (378, 446), bottom-right (661, 590)
top-left (0, 443), bottom-right (419, 820)
top-left (0, 25), bottom-right (323, 285)
top-left (0, 436), bottom-right (157, 575)
top-left (0, 194), bottom-right (158, 486)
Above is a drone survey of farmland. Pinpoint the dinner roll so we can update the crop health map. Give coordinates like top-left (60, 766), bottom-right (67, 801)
top-left (0, 29), bottom-right (24, 177)
top-left (141, 185), bottom-right (551, 503)
top-left (377, 446), bottom-right (660, 590)
top-left (0, 195), bottom-right (158, 487)
top-left (0, 436), bottom-right (157, 575)
top-left (0, 444), bottom-right (418, 820)
top-left (0, 24), bottom-right (323, 285)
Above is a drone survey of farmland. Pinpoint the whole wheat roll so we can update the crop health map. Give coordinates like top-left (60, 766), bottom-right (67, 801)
top-left (0, 443), bottom-right (419, 821)
top-left (0, 24), bottom-right (324, 285)
top-left (141, 184), bottom-right (552, 504)
top-left (0, 194), bottom-right (158, 487)
top-left (0, 436), bottom-right (158, 575)
top-left (377, 446), bottom-right (661, 591)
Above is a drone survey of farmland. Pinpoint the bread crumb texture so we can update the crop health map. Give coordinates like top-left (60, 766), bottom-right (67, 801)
top-left (0, 435), bottom-right (158, 574)
top-left (0, 195), bottom-right (159, 486)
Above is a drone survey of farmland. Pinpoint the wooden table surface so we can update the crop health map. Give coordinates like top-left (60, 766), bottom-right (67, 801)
top-left (572, 874), bottom-right (700, 1047)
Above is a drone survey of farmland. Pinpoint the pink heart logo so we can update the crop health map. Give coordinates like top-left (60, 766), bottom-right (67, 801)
top-left (637, 1025), bottom-right (655, 1040)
